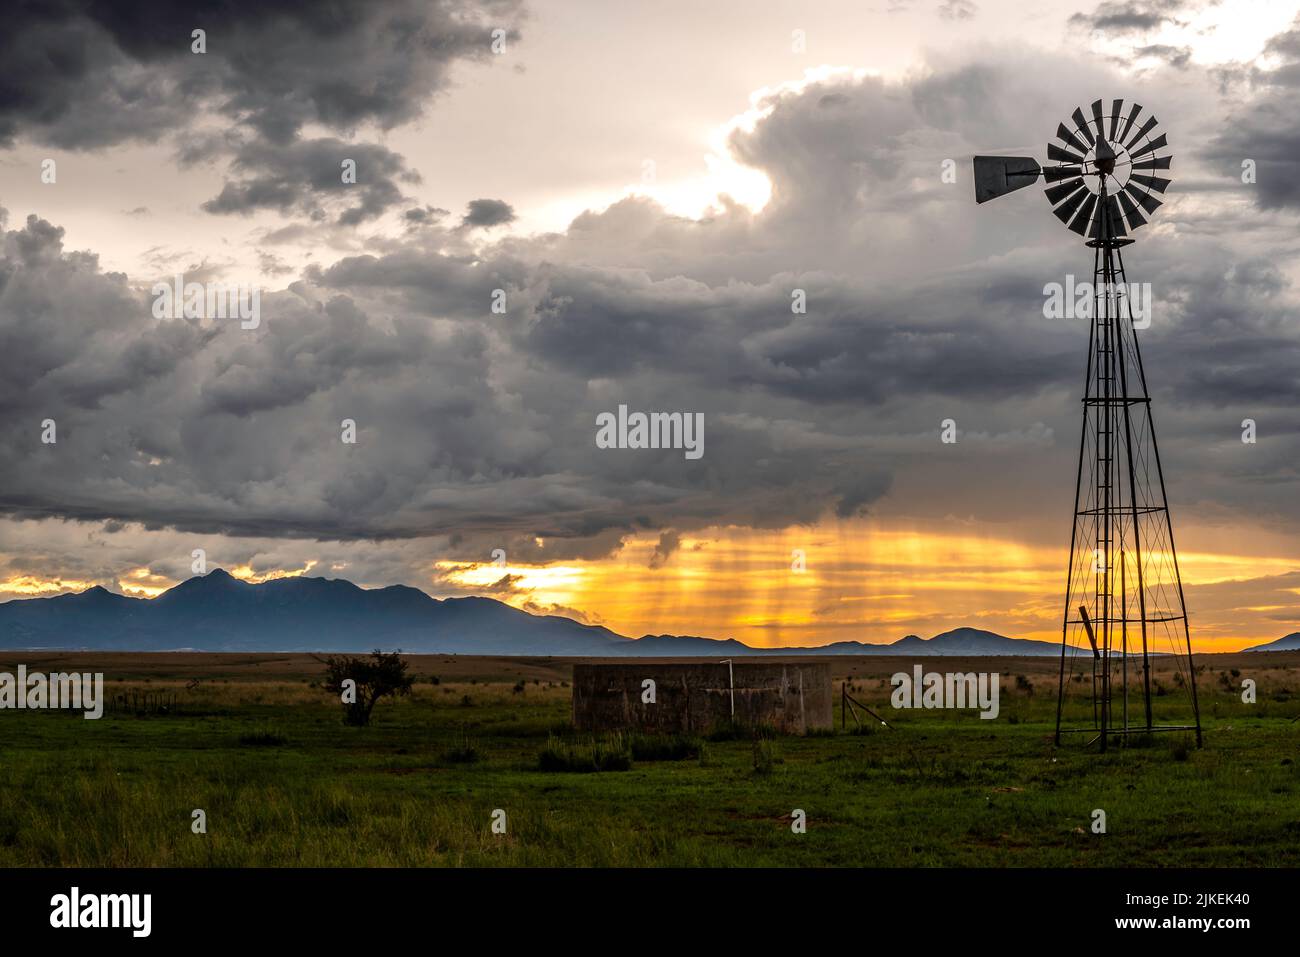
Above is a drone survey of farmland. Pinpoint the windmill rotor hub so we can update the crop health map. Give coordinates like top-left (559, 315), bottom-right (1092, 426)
top-left (1093, 137), bottom-right (1117, 175)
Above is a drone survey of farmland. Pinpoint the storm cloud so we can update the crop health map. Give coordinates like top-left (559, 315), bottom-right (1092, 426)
top-left (0, 0), bottom-right (522, 230)
top-left (0, 3), bottom-right (1297, 650)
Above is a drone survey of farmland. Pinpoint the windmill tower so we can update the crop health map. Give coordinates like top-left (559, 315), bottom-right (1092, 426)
top-left (973, 99), bottom-right (1202, 751)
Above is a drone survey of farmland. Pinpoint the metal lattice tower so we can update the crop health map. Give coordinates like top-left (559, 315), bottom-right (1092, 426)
top-left (973, 98), bottom-right (1202, 751)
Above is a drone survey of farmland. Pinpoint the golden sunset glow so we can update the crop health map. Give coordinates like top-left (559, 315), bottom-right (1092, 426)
top-left (2, 516), bottom-right (1293, 654)
top-left (117, 567), bottom-right (174, 598)
top-left (426, 518), bottom-right (1300, 653)
top-left (0, 575), bottom-right (97, 598)
top-left (230, 561), bottom-right (319, 584)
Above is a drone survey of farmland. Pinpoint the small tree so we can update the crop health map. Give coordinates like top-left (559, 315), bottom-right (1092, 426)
top-left (321, 650), bottom-right (414, 726)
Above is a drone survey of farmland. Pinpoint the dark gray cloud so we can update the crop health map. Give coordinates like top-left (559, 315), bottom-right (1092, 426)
top-left (0, 4), bottom-right (190, 150)
top-left (404, 205), bottom-right (450, 227)
top-left (1135, 43), bottom-right (1193, 68)
top-left (461, 199), bottom-right (517, 229)
top-left (201, 138), bottom-right (421, 225)
top-left (648, 529), bottom-right (680, 569)
top-left (0, 0), bottom-right (523, 149)
top-left (1205, 20), bottom-right (1300, 209)
top-left (0, 0), bottom-right (523, 231)
top-left (1068, 0), bottom-right (1198, 36)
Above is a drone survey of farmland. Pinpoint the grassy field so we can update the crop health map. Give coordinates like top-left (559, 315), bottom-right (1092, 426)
top-left (0, 651), bottom-right (1297, 867)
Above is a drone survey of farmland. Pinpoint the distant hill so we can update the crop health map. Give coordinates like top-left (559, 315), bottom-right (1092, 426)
top-left (1243, 632), bottom-right (1300, 652)
top-left (878, 628), bottom-right (1059, 656)
top-left (0, 570), bottom-right (1061, 656)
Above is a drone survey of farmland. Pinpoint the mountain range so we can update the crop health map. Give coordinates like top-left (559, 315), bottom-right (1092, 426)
top-left (0, 569), bottom-right (1288, 656)
top-left (1243, 632), bottom-right (1300, 652)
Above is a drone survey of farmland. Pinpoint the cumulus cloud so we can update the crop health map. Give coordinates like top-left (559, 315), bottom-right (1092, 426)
top-left (461, 199), bottom-right (517, 229)
top-left (0, 0), bottom-right (523, 229)
top-left (1068, 0), bottom-right (1198, 36)
top-left (1205, 19), bottom-right (1300, 210)
top-left (648, 530), bottom-right (681, 569)
top-left (0, 0), bottom-right (523, 149)
top-left (201, 138), bottom-right (421, 225)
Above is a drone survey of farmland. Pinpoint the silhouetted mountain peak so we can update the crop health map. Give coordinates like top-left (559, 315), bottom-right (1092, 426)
top-left (175, 568), bottom-right (241, 588)
top-left (1244, 632), bottom-right (1300, 652)
top-left (68, 584), bottom-right (133, 604)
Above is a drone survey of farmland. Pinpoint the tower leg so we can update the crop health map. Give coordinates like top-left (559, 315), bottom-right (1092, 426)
top-left (1056, 185), bottom-right (1200, 750)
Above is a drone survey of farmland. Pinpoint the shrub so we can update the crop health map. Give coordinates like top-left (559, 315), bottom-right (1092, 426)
top-left (320, 650), bottom-right (415, 727)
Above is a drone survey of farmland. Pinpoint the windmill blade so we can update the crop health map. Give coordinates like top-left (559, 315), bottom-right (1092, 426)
top-left (1125, 115), bottom-right (1159, 149)
top-left (1130, 172), bottom-right (1171, 193)
top-left (1056, 123), bottom-right (1089, 155)
top-left (1118, 102), bottom-right (1143, 144)
top-left (1091, 99), bottom-right (1106, 140)
top-left (1109, 99), bottom-right (1123, 141)
top-left (1067, 192), bottom-right (1098, 235)
top-left (1043, 164), bottom-right (1083, 182)
top-left (1124, 182), bottom-right (1163, 215)
top-left (1072, 106), bottom-right (1095, 146)
top-left (973, 155), bottom-right (1042, 202)
top-left (1045, 177), bottom-right (1085, 205)
top-left (1128, 133), bottom-right (1168, 160)
top-left (1116, 190), bottom-right (1148, 230)
top-left (1132, 156), bottom-right (1172, 170)
top-left (1052, 185), bottom-right (1090, 225)
top-left (1048, 142), bottom-right (1085, 165)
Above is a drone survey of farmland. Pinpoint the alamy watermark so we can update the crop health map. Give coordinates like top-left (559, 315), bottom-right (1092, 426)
top-left (0, 666), bottom-right (104, 719)
top-left (891, 665), bottom-right (1000, 719)
top-left (595, 405), bottom-right (704, 460)
top-left (152, 274), bottom-right (261, 329)
top-left (50, 887), bottom-right (150, 937)
top-left (1043, 275), bottom-right (1151, 329)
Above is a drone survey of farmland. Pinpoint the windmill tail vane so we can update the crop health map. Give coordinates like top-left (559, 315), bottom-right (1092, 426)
top-left (972, 98), bottom-right (1202, 753)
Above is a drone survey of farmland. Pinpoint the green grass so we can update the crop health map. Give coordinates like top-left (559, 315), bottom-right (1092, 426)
top-left (0, 675), bottom-right (1297, 866)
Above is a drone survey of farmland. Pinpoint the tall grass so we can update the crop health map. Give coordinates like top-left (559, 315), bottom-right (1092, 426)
top-left (538, 733), bottom-right (631, 772)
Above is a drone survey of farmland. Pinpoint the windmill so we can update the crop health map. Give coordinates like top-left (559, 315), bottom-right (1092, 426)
top-left (973, 99), bottom-right (1202, 752)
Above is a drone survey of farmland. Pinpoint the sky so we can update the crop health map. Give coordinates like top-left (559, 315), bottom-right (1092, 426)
top-left (1, 0), bottom-right (1298, 651)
